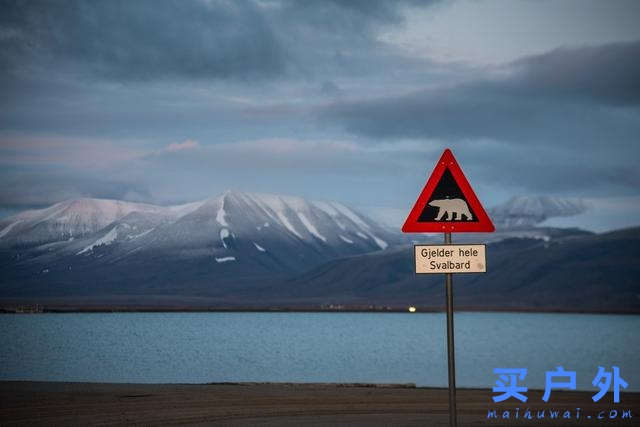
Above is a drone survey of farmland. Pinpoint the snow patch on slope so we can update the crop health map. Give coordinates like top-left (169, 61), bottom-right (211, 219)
top-left (277, 212), bottom-right (302, 239)
top-left (297, 212), bottom-right (326, 242)
top-left (216, 204), bottom-right (229, 227)
top-left (339, 235), bottom-right (353, 244)
top-left (0, 220), bottom-right (22, 239)
top-left (239, 193), bottom-right (305, 239)
top-left (332, 202), bottom-right (371, 230)
top-left (130, 228), bottom-right (154, 240)
top-left (220, 228), bottom-right (231, 248)
top-left (77, 227), bottom-right (119, 254)
top-left (312, 201), bottom-right (339, 217)
top-left (313, 201), bottom-right (348, 230)
top-left (370, 234), bottom-right (388, 250)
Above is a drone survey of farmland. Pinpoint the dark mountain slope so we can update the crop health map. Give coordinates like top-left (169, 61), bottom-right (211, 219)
top-left (262, 227), bottom-right (640, 311)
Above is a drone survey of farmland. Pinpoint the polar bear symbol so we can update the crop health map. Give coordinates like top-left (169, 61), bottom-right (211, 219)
top-left (428, 198), bottom-right (473, 221)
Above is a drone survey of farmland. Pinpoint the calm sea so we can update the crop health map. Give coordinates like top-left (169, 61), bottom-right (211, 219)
top-left (1, 312), bottom-right (638, 391)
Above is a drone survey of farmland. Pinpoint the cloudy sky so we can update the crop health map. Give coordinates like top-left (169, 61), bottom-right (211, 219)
top-left (1, 0), bottom-right (639, 229)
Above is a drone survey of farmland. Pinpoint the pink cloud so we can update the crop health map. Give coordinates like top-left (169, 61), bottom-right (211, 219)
top-left (161, 139), bottom-right (200, 153)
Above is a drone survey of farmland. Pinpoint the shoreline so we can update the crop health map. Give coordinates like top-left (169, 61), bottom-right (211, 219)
top-left (3, 305), bottom-right (640, 315)
top-left (2, 381), bottom-right (639, 426)
top-left (3, 380), bottom-right (636, 393)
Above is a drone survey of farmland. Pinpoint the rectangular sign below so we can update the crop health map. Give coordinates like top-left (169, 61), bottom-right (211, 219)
top-left (414, 244), bottom-right (486, 274)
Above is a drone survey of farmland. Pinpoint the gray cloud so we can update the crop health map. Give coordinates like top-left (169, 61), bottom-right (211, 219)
top-left (1, 1), bottom-right (638, 215)
top-left (320, 41), bottom-right (640, 195)
top-left (128, 138), bottom-right (424, 204)
top-left (0, 0), bottom-right (285, 81)
top-left (456, 143), bottom-right (640, 196)
top-left (0, 0), bottom-right (439, 83)
top-left (0, 0), bottom-right (444, 140)
top-left (326, 88), bottom-right (640, 145)
top-left (0, 137), bottom-right (430, 210)
top-left (325, 41), bottom-right (640, 143)
top-left (510, 40), bottom-right (640, 106)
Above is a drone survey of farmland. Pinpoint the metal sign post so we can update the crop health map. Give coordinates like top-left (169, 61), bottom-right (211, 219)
top-left (402, 149), bottom-right (495, 427)
top-left (444, 232), bottom-right (457, 427)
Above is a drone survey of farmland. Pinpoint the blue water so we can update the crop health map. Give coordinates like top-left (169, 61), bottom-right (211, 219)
top-left (0, 312), bottom-right (638, 391)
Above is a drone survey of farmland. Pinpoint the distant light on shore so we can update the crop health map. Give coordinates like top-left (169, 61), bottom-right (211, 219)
top-left (408, 306), bottom-right (416, 313)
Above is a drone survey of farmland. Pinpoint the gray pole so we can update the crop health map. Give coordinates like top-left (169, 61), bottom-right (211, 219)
top-left (444, 232), bottom-right (457, 427)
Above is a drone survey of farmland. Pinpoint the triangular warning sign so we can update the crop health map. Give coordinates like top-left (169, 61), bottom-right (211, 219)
top-left (402, 149), bottom-right (495, 233)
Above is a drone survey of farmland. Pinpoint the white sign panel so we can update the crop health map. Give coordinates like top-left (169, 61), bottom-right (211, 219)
top-left (414, 244), bottom-right (486, 274)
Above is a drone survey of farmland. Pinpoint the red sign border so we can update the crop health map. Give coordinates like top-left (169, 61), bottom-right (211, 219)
top-left (402, 149), bottom-right (495, 233)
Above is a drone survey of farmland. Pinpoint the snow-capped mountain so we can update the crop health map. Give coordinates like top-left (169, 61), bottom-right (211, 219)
top-left (139, 191), bottom-right (390, 250)
top-left (94, 191), bottom-right (395, 274)
top-left (3, 191), bottom-right (633, 311)
top-left (0, 191), bottom-right (401, 297)
top-left (0, 198), bottom-right (202, 247)
top-left (488, 196), bottom-right (588, 228)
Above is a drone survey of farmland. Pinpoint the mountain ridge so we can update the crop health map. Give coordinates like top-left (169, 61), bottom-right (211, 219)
top-left (2, 192), bottom-right (636, 313)
top-left (488, 195), bottom-right (588, 228)
top-left (0, 191), bottom-right (401, 299)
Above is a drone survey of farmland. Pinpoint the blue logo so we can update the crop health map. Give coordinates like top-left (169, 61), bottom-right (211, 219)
top-left (492, 366), bottom-right (628, 403)
top-left (492, 368), bottom-right (528, 402)
top-left (489, 366), bottom-right (632, 422)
